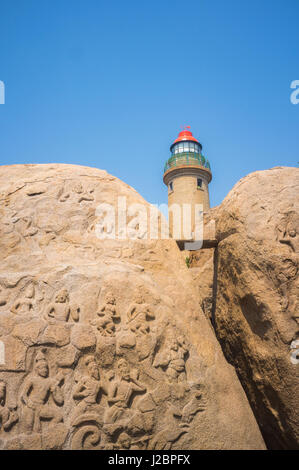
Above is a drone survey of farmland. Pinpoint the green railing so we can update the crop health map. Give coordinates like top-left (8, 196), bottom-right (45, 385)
top-left (164, 152), bottom-right (211, 173)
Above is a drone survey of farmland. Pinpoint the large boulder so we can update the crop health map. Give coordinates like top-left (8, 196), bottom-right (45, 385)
top-left (0, 164), bottom-right (265, 450)
top-left (208, 167), bottom-right (299, 449)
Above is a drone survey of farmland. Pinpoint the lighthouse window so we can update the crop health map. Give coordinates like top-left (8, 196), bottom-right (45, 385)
top-left (172, 142), bottom-right (201, 154)
top-left (197, 178), bottom-right (202, 188)
top-left (169, 181), bottom-right (173, 192)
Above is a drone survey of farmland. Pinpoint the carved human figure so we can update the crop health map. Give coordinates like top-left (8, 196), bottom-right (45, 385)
top-left (72, 356), bottom-right (107, 418)
top-left (154, 336), bottom-right (189, 383)
top-left (0, 381), bottom-right (18, 432)
top-left (277, 213), bottom-right (299, 253)
top-left (0, 211), bottom-right (21, 248)
top-left (126, 293), bottom-right (155, 326)
top-left (59, 182), bottom-right (94, 203)
top-left (104, 359), bottom-right (146, 426)
top-left (91, 293), bottom-right (120, 336)
top-left (45, 289), bottom-right (79, 322)
top-left (276, 258), bottom-right (298, 312)
top-left (73, 183), bottom-right (94, 203)
top-left (98, 292), bottom-right (120, 321)
top-left (10, 284), bottom-right (36, 315)
top-left (276, 214), bottom-right (299, 322)
top-left (19, 350), bottom-right (64, 432)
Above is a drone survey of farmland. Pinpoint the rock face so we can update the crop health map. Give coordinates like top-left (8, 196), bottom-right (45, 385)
top-left (207, 167), bottom-right (299, 449)
top-left (0, 164), bottom-right (265, 450)
top-left (189, 249), bottom-right (215, 324)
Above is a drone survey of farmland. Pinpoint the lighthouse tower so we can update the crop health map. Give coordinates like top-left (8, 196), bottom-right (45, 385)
top-left (163, 127), bottom-right (212, 239)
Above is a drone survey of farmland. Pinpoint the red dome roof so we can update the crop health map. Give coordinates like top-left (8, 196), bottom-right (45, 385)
top-left (170, 127), bottom-right (202, 151)
top-left (173, 130), bottom-right (199, 144)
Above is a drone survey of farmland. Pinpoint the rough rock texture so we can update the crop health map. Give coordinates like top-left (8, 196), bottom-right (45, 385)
top-left (0, 164), bottom-right (265, 450)
top-left (205, 167), bottom-right (299, 449)
top-left (189, 249), bottom-right (215, 324)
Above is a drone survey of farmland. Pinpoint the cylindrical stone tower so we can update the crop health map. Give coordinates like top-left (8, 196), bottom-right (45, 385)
top-left (163, 127), bottom-right (212, 240)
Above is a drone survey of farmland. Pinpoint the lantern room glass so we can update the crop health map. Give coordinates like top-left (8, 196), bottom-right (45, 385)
top-left (171, 142), bottom-right (201, 155)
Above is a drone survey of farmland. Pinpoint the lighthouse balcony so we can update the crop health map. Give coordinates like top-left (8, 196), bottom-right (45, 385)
top-left (164, 152), bottom-right (211, 173)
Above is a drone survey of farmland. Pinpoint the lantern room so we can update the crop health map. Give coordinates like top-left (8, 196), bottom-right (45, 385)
top-left (170, 129), bottom-right (202, 155)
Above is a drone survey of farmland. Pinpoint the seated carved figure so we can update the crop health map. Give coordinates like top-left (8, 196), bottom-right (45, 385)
top-left (10, 284), bottom-right (35, 315)
top-left (72, 355), bottom-right (107, 419)
top-left (19, 350), bottom-right (64, 432)
top-left (91, 293), bottom-right (120, 336)
top-left (104, 359), bottom-right (146, 427)
top-left (45, 289), bottom-right (79, 323)
top-left (98, 293), bottom-right (120, 321)
top-left (126, 293), bottom-right (155, 328)
top-left (0, 381), bottom-right (18, 432)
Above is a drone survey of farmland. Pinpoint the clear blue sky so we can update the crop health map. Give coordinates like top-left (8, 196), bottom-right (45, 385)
top-left (0, 0), bottom-right (298, 207)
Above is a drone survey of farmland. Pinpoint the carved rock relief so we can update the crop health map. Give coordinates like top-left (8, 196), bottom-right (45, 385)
top-left (0, 180), bottom-right (99, 260)
top-left (59, 182), bottom-right (95, 204)
top-left (275, 213), bottom-right (299, 338)
top-left (0, 277), bottom-right (207, 449)
top-left (276, 212), bottom-right (299, 254)
top-left (0, 380), bottom-right (18, 433)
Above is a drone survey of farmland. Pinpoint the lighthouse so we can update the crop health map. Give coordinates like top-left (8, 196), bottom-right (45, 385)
top-left (163, 127), bottom-right (212, 240)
